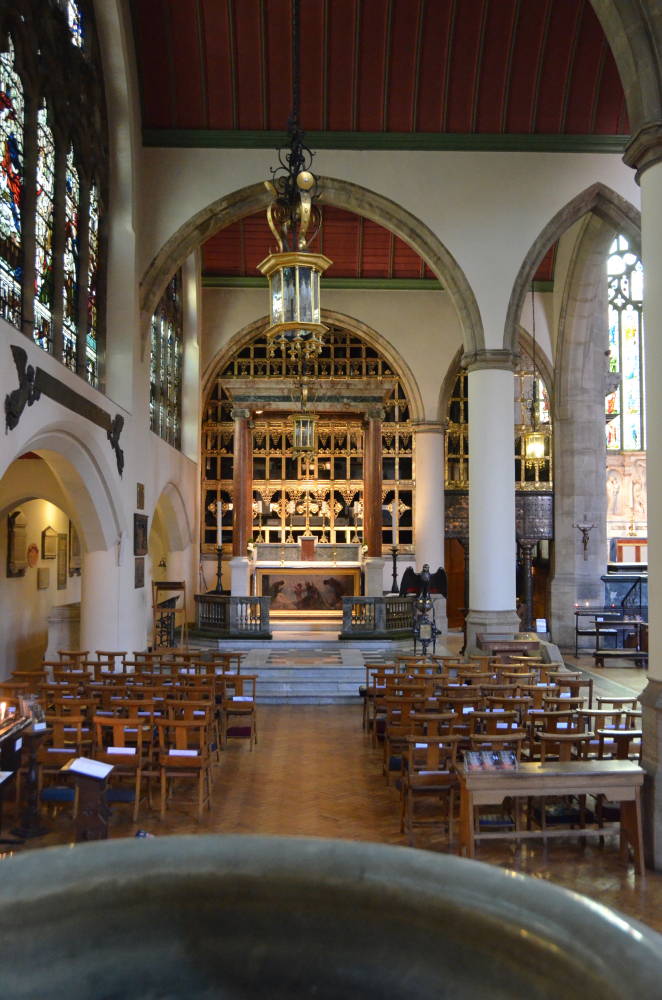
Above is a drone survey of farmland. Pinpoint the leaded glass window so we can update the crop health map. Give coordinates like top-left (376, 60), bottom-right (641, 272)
top-left (150, 271), bottom-right (183, 449)
top-left (62, 147), bottom-right (79, 370)
top-left (201, 326), bottom-right (414, 552)
top-left (86, 181), bottom-right (99, 385)
top-left (67, 1), bottom-right (84, 48)
top-left (606, 235), bottom-right (645, 451)
top-left (0, 37), bottom-right (23, 329)
top-left (444, 348), bottom-right (552, 489)
top-left (34, 103), bottom-right (55, 352)
top-left (1, 1), bottom-right (107, 389)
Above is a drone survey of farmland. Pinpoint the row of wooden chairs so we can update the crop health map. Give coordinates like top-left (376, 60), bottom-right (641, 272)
top-left (365, 661), bottom-right (641, 845)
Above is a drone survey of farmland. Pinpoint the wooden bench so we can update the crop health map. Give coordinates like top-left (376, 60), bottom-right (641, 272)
top-left (592, 649), bottom-right (648, 669)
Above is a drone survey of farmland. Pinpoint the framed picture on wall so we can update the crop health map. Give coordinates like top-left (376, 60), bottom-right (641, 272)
top-left (37, 567), bottom-right (50, 590)
top-left (41, 525), bottom-right (58, 559)
top-left (7, 509), bottom-right (27, 578)
top-left (69, 521), bottom-right (81, 576)
top-left (135, 556), bottom-right (145, 589)
top-left (137, 483), bottom-right (145, 510)
top-left (134, 513), bottom-right (148, 556)
top-left (57, 533), bottom-right (67, 590)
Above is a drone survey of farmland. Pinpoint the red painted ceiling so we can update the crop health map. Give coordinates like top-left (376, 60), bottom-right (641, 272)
top-left (203, 206), bottom-right (554, 282)
top-left (203, 207), bottom-right (436, 279)
top-left (133, 0), bottom-right (628, 135)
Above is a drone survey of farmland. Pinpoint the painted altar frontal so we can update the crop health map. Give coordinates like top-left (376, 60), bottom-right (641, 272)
top-left (250, 540), bottom-right (363, 618)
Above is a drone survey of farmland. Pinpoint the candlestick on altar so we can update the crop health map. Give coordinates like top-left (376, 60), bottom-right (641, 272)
top-left (213, 546), bottom-right (224, 593)
top-left (216, 494), bottom-right (223, 547)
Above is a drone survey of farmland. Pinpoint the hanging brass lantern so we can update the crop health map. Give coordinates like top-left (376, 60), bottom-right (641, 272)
top-left (259, 0), bottom-right (332, 362)
top-left (290, 411), bottom-right (319, 455)
top-left (524, 430), bottom-right (545, 461)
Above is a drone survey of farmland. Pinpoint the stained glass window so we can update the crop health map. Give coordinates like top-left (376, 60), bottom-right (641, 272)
top-left (62, 146), bottom-right (79, 371)
top-left (86, 181), bottom-right (99, 385)
top-left (67, 1), bottom-right (84, 48)
top-left (606, 235), bottom-right (645, 451)
top-left (0, 37), bottom-right (23, 329)
top-left (150, 271), bottom-right (183, 449)
top-left (34, 103), bottom-right (55, 352)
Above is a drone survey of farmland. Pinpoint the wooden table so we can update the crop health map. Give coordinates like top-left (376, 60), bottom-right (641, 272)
top-left (458, 759), bottom-right (645, 876)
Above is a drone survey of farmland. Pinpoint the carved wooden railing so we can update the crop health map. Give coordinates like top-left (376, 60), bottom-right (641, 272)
top-left (340, 596), bottom-right (415, 638)
top-left (194, 595), bottom-right (272, 639)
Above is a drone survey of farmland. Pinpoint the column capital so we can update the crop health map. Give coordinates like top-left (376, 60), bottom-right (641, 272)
top-left (231, 406), bottom-right (251, 421)
top-left (411, 420), bottom-right (446, 434)
top-left (623, 121), bottom-right (662, 182)
top-left (462, 349), bottom-right (518, 373)
top-left (364, 405), bottom-right (385, 422)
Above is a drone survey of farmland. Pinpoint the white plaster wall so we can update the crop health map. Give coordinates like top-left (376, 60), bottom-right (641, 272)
top-left (139, 147), bottom-right (640, 349)
top-left (0, 498), bottom-right (80, 676)
top-left (201, 287), bottom-right (462, 421)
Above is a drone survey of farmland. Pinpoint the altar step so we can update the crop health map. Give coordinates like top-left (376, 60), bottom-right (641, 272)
top-left (249, 665), bottom-right (365, 704)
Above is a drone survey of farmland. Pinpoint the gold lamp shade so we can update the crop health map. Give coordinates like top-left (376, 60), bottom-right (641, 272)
top-left (258, 250), bottom-right (332, 360)
top-left (291, 411), bottom-right (319, 454)
top-left (524, 430), bottom-right (546, 461)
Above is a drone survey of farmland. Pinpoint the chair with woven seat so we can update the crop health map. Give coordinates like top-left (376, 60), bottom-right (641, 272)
top-left (156, 719), bottom-right (212, 820)
top-left (401, 734), bottom-right (461, 844)
top-left (167, 699), bottom-right (221, 763)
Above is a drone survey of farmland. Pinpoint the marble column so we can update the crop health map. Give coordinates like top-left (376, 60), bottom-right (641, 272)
top-left (413, 420), bottom-right (447, 632)
top-left (626, 129), bottom-right (662, 868)
top-left (231, 407), bottom-right (252, 596)
top-left (464, 356), bottom-right (519, 650)
top-left (363, 406), bottom-right (385, 596)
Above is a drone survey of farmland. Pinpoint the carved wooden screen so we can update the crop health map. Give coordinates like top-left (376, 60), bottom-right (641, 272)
top-left (201, 325), bottom-right (414, 554)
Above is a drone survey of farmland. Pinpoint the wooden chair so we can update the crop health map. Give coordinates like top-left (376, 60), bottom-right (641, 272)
top-left (382, 695), bottom-right (425, 782)
top-left (93, 716), bottom-right (146, 822)
top-left (401, 735), bottom-right (461, 843)
top-left (167, 699), bottom-right (221, 762)
top-left (95, 651), bottom-right (127, 674)
top-left (156, 719), bottom-right (212, 820)
top-left (37, 715), bottom-right (86, 816)
top-left (58, 650), bottom-right (89, 664)
top-left (221, 675), bottom-right (258, 749)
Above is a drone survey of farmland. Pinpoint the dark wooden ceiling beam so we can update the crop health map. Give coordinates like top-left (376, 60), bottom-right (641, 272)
top-left (470, 0), bottom-right (489, 133)
top-left (382, 0), bottom-right (393, 132)
top-left (440, 0), bottom-right (457, 132)
top-left (500, 0), bottom-right (521, 134)
top-left (589, 42), bottom-right (607, 135)
top-left (410, 0), bottom-right (425, 132)
top-left (529, 0), bottom-right (552, 133)
top-left (194, 0), bottom-right (209, 127)
top-left (227, 0), bottom-right (238, 130)
top-left (164, 0), bottom-right (178, 128)
top-left (559, 0), bottom-right (585, 134)
top-left (258, 0), bottom-right (268, 130)
top-left (351, 0), bottom-right (361, 132)
top-left (322, 0), bottom-right (329, 130)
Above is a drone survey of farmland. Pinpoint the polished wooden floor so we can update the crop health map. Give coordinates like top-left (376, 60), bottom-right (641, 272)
top-left (6, 695), bottom-right (662, 938)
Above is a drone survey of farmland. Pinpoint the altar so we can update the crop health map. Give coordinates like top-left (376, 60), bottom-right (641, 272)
top-left (251, 541), bottom-right (363, 618)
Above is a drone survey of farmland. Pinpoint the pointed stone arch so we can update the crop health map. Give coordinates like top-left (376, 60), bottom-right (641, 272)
top-left (504, 183), bottom-right (641, 354)
top-left (140, 176), bottom-right (484, 359)
top-left (152, 481), bottom-right (193, 552)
